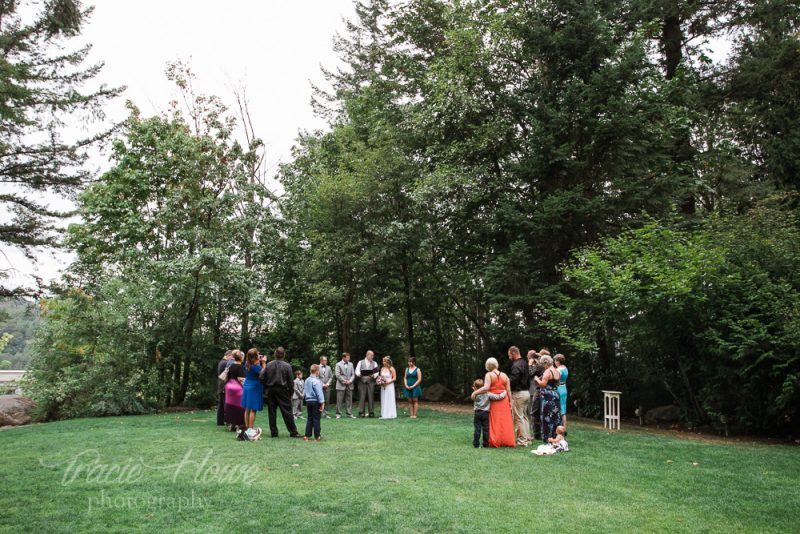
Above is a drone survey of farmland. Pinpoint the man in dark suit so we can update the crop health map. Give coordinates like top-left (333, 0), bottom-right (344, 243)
top-left (259, 346), bottom-right (301, 438)
top-left (528, 349), bottom-right (545, 441)
top-left (216, 350), bottom-right (233, 426)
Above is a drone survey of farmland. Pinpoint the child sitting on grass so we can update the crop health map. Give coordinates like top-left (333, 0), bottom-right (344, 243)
top-left (532, 425), bottom-right (569, 455)
top-left (292, 370), bottom-right (304, 419)
top-left (472, 378), bottom-right (507, 448)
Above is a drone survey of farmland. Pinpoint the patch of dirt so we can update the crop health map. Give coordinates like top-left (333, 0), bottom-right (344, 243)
top-left (420, 402), bottom-right (799, 446)
top-left (161, 406), bottom-right (202, 413)
top-left (418, 401), bottom-right (472, 415)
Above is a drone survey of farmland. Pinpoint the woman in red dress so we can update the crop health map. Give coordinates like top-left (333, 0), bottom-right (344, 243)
top-left (471, 357), bottom-right (516, 448)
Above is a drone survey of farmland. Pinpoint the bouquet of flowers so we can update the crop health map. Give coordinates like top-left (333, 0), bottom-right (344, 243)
top-left (376, 375), bottom-right (387, 386)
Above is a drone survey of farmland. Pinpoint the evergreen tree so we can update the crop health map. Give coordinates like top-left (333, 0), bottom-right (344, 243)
top-left (0, 0), bottom-right (120, 291)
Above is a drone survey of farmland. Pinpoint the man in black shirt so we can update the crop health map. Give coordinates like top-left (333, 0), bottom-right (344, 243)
top-left (508, 345), bottom-right (531, 447)
top-left (259, 346), bottom-right (301, 438)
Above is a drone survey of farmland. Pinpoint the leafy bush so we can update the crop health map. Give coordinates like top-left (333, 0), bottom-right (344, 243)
top-left (555, 203), bottom-right (800, 434)
top-left (25, 291), bottom-right (157, 420)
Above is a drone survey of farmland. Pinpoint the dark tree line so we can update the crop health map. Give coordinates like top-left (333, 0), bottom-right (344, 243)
top-left (275, 0), bottom-right (799, 434)
top-left (18, 1), bottom-right (800, 433)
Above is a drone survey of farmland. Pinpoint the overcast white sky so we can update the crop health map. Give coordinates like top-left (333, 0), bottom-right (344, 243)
top-left (2, 0), bottom-right (357, 289)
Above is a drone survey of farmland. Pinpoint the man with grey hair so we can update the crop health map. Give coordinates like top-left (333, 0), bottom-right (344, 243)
top-left (356, 350), bottom-right (378, 417)
top-left (508, 345), bottom-right (531, 446)
top-left (319, 355), bottom-right (333, 419)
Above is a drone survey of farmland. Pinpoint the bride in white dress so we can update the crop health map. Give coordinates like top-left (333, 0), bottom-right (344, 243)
top-left (378, 356), bottom-right (397, 419)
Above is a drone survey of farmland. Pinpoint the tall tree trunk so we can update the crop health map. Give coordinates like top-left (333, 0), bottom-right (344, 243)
top-left (240, 249), bottom-right (252, 350)
top-left (662, 16), bottom-right (682, 81)
top-left (476, 303), bottom-right (483, 360)
top-left (369, 292), bottom-right (378, 336)
top-left (171, 356), bottom-right (181, 406)
top-left (334, 311), bottom-right (343, 356)
top-left (401, 261), bottom-right (416, 359)
top-left (597, 325), bottom-right (614, 371)
top-left (662, 13), bottom-right (696, 215)
top-left (677, 358), bottom-right (707, 423)
top-left (176, 271), bottom-right (202, 405)
top-left (340, 287), bottom-right (354, 354)
top-left (213, 298), bottom-right (222, 347)
top-left (434, 314), bottom-right (449, 388)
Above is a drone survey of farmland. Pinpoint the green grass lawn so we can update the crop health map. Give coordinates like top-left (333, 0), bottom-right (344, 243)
top-left (1, 407), bottom-right (798, 533)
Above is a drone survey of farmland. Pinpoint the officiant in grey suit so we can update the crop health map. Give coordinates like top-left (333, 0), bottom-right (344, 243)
top-left (356, 350), bottom-right (378, 417)
top-left (335, 352), bottom-right (355, 419)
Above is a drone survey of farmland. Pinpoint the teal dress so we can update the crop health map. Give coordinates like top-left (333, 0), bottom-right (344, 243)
top-left (557, 367), bottom-right (568, 415)
top-left (403, 368), bottom-right (422, 398)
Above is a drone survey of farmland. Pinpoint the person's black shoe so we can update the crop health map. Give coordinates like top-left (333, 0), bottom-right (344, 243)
top-left (473, 444), bottom-right (479, 448)
top-left (290, 434), bottom-right (302, 438)
top-left (358, 413), bottom-right (365, 418)
top-left (271, 434), bottom-right (279, 438)
top-left (368, 413), bottom-right (375, 418)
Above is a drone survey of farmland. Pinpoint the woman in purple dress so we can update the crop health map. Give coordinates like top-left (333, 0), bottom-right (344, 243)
top-left (223, 350), bottom-right (246, 431)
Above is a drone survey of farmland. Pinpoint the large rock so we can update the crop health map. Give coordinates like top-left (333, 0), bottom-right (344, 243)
top-left (645, 404), bottom-right (681, 424)
top-left (421, 383), bottom-right (457, 402)
top-left (0, 395), bottom-right (36, 426)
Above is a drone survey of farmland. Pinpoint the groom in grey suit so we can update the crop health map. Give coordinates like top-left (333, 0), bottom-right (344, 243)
top-left (319, 355), bottom-right (333, 419)
top-left (335, 352), bottom-right (355, 418)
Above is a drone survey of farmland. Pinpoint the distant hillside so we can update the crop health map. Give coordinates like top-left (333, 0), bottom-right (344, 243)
top-left (0, 299), bottom-right (38, 370)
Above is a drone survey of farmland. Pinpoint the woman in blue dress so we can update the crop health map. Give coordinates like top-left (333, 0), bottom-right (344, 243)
top-left (240, 348), bottom-right (264, 438)
top-left (402, 357), bottom-right (422, 419)
top-left (555, 354), bottom-right (569, 431)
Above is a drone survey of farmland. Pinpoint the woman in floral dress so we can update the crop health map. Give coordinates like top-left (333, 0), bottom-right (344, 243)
top-left (533, 354), bottom-right (562, 443)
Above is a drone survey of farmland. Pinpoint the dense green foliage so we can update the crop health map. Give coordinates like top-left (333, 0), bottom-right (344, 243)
top-left (0, 299), bottom-right (37, 369)
top-left (273, 0), bottom-right (800, 433)
top-left (555, 204), bottom-right (800, 433)
top-left (1, 409), bottom-right (799, 533)
top-left (26, 65), bottom-right (281, 418)
top-left (23, 1), bottom-right (800, 433)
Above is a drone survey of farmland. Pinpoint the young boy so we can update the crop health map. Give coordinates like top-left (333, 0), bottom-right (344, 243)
top-left (472, 378), bottom-right (507, 448)
top-left (292, 370), bottom-right (305, 419)
top-left (532, 425), bottom-right (569, 455)
top-left (303, 364), bottom-right (325, 441)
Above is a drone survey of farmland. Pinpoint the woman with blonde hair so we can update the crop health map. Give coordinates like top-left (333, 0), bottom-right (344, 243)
top-left (471, 357), bottom-right (515, 447)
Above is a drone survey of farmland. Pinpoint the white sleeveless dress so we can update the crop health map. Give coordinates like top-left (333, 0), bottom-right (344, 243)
top-left (379, 370), bottom-right (397, 419)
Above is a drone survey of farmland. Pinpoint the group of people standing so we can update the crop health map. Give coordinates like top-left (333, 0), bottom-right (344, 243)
top-left (216, 344), bottom-right (567, 449)
top-left (470, 346), bottom-right (568, 448)
top-left (216, 348), bottom-right (425, 441)
top-left (331, 351), bottom-right (423, 419)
